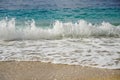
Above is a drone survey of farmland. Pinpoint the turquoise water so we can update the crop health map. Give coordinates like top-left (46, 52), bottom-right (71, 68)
top-left (0, 0), bottom-right (120, 39)
top-left (0, 8), bottom-right (120, 26)
top-left (0, 0), bottom-right (120, 27)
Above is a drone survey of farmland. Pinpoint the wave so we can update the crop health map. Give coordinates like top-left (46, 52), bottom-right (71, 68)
top-left (0, 18), bottom-right (120, 40)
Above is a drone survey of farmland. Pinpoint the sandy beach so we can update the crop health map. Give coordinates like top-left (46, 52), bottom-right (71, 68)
top-left (0, 61), bottom-right (119, 80)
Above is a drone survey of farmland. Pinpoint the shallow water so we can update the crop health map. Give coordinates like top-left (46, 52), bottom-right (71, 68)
top-left (0, 0), bottom-right (120, 25)
top-left (0, 0), bottom-right (120, 69)
top-left (0, 38), bottom-right (120, 69)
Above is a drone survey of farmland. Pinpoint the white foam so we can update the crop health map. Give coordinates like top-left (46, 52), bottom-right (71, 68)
top-left (0, 18), bottom-right (120, 69)
top-left (0, 18), bottom-right (120, 40)
top-left (0, 38), bottom-right (120, 69)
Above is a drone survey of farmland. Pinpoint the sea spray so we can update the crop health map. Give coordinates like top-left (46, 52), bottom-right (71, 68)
top-left (0, 18), bottom-right (120, 40)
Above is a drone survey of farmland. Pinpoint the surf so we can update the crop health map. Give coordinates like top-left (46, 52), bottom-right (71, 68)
top-left (0, 18), bottom-right (120, 40)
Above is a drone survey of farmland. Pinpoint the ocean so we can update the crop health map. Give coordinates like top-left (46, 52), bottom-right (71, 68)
top-left (0, 0), bottom-right (120, 69)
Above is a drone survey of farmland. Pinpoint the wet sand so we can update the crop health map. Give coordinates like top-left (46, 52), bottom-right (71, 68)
top-left (0, 61), bottom-right (120, 80)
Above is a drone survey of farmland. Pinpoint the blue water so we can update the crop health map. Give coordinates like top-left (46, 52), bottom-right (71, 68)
top-left (0, 0), bottom-right (120, 27)
top-left (0, 0), bottom-right (120, 69)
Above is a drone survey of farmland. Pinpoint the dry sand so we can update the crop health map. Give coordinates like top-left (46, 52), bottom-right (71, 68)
top-left (0, 61), bottom-right (120, 80)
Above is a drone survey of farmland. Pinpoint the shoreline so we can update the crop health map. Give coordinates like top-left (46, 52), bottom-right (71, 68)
top-left (0, 61), bottom-right (120, 80)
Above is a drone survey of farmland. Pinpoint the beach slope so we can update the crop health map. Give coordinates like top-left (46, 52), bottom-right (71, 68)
top-left (0, 61), bottom-right (120, 80)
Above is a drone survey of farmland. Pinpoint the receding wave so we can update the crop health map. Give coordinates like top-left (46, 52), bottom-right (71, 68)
top-left (0, 18), bottom-right (120, 40)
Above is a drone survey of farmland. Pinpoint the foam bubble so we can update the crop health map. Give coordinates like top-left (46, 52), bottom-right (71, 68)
top-left (0, 38), bottom-right (120, 69)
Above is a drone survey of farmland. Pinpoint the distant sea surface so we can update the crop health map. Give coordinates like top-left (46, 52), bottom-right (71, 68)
top-left (0, 0), bottom-right (120, 69)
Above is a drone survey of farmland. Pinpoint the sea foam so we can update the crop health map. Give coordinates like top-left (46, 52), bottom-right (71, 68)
top-left (0, 18), bottom-right (120, 69)
top-left (0, 38), bottom-right (120, 69)
top-left (0, 18), bottom-right (120, 40)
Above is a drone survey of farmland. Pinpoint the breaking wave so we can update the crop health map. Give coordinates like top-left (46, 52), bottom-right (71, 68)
top-left (0, 18), bottom-right (120, 40)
